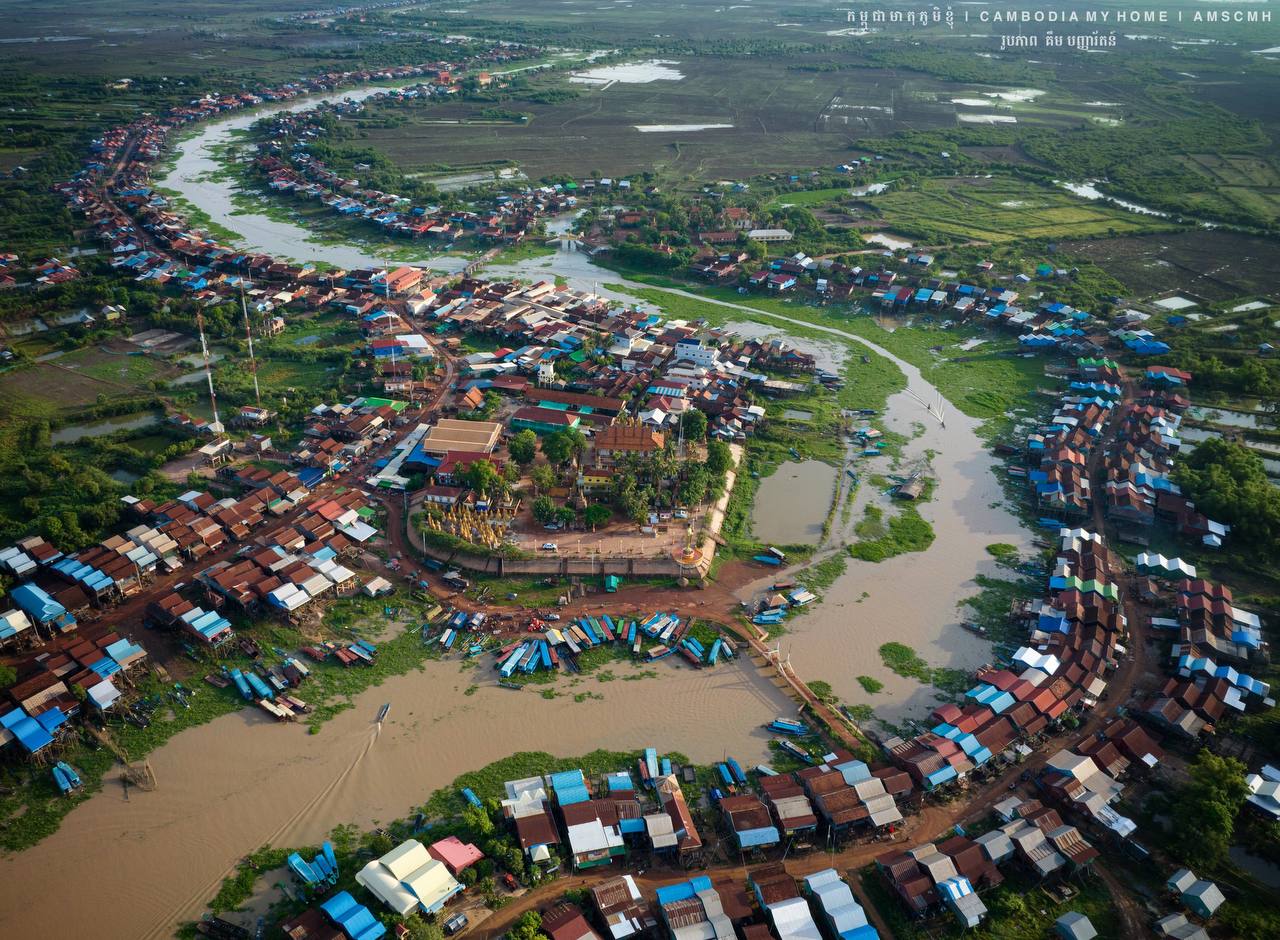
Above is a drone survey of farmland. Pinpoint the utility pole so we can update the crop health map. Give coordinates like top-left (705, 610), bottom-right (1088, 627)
top-left (240, 286), bottom-right (261, 407)
top-left (196, 309), bottom-right (222, 433)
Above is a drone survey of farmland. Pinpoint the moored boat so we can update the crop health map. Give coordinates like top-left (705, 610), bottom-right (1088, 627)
top-left (52, 761), bottom-right (82, 795)
top-left (377, 702), bottom-right (390, 723)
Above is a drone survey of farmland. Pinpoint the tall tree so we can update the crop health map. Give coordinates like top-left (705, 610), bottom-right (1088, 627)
top-left (1170, 750), bottom-right (1249, 869)
top-left (508, 429), bottom-right (539, 466)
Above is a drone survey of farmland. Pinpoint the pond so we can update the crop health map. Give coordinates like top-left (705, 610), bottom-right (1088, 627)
top-left (1230, 845), bottom-right (1280, 888)
top-left (52, 411), bottom-right (162, 444)
top-left (1188, 406), bottom-right (1273, 430)
top-left (751, 460), bottom-right (839, 545)
top-left (866, 232), bottom-right (913, 251)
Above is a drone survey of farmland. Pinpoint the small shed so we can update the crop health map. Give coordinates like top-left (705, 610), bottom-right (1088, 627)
top-left (1184, 879), bottom-right (1225, 918)
top-left (1055, 911), bottom-right (1098, 940)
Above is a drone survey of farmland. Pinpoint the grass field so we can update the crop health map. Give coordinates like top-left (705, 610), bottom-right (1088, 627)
top-left (0, 348), bottom-right (175, 417)
top-left (860, 176), bottom-right (1166, 244)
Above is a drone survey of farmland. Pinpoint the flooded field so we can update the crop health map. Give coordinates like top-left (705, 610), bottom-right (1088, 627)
top-left (51, 410), bottom-right (162, 444)
top-left (0, 656), bottom-right (793, 939)
top-left (721, 320), bottom-right (846, 371)
top-left (751, 460), bottom-right (839, 545)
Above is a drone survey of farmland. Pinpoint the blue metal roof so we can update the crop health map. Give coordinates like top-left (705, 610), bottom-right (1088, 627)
top-left (835, 760), bottom-right (871, 785)
top-left (10, 584), bottom-right (65, 623)
top-left (656, 876), bottom-right (712, 906)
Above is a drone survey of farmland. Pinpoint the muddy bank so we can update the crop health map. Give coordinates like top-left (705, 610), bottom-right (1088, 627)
top-left (0, 656), bottom-right (792, 939)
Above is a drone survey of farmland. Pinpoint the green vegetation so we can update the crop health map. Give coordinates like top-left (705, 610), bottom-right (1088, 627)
top-left (856, 676), bottom-right (884, 694)
top-left (861, 175), bottom-right (1166, 245)
top-left (1167, 750), bottom-right (1250, 870)
top-left (959, 573), bottom-right (1041, 650)
top-left (1175, 439), bottom-right (1280, 564)
top-left (876, 642), bottom-right (965, 694)
top-left (808, 680), bottom-right (836, 704)
top-left (793, 554), bottom-right (848, 596)
top-left (878, 642), bottom-right (933, 682)
top-left (848, 504), bottom-right (935, 562)
top-left (840, 320), bottom-right (1046, 425)
top-left (985, 543), bottom-right (1019, 564)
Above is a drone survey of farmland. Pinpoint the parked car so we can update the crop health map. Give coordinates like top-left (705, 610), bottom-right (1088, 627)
top-left (673, 509), bottom-right (689, 519)
top-left (540, 542), bottom-right (559, 551)
top-left (444, 913), bottom-right (469, 936)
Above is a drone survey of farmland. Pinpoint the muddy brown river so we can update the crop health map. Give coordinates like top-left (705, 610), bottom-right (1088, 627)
top-left (0, 659), bottom-right (794, 938)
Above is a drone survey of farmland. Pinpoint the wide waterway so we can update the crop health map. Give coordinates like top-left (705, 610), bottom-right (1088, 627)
top-left (4, 92), bottom-right (1034, 935)
top-left (0, 658), bottom-right (794, 938)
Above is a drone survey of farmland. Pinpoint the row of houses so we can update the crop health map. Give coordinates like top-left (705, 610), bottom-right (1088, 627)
top-left (426, 277), bottom-right (818, 442)
top-left (880, 518), bottom-right (1140, 798)
top-left (1026, 359), bottom-right (1121, 519)
top-left (0, 621), bottom-right (148, 757)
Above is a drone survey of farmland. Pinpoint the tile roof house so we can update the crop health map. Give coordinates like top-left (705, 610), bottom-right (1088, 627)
top-left (542, 903), bottom-right (605, 940)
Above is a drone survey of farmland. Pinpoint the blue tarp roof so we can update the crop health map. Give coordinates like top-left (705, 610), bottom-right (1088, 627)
top-left (656, 876), bottom-right (712, 906)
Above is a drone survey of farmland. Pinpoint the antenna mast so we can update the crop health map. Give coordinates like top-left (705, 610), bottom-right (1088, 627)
top-left (241, 286), bottom-right (261, 407)
top-left (197, 309), bottom-right (222, 432)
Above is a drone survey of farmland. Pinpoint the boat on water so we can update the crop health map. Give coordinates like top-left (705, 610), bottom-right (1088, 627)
top-left (960, 622), bottom-right (987, 636)
top-left (52, 761), bottom-right (82, 795)
top-left (377, 702), bottom-right (390, 723)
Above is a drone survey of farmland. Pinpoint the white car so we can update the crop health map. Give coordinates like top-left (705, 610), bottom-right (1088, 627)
top-left (674, 509), bottom-right (689, 519)
top-left (540, 542), bottom-right (559, 551)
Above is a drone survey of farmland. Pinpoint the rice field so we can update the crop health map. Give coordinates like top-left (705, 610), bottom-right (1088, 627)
top-left (861, 176), bottom-right (1166, 244)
